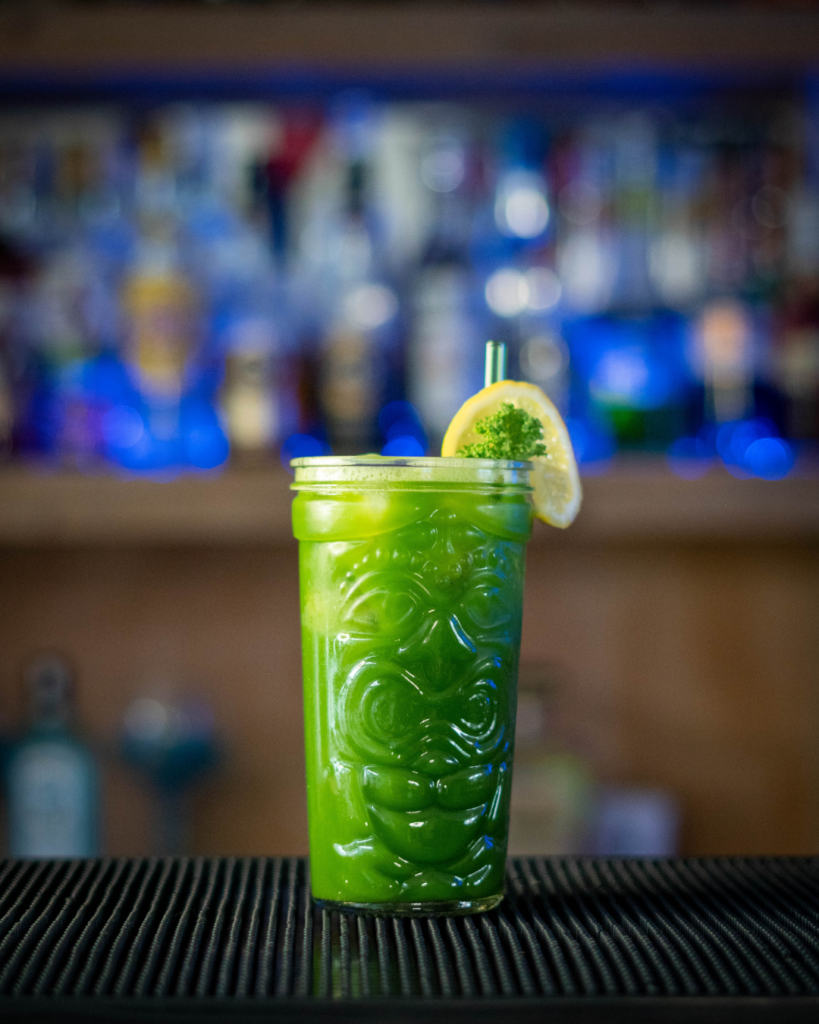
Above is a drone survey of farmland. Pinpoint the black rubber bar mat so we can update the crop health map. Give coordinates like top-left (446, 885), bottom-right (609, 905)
top-left (0, 856), bottom-right (817, 1022)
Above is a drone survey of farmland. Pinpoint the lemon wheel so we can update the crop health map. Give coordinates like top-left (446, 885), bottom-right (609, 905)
top-left (441, 380), bottom-right (582, 528)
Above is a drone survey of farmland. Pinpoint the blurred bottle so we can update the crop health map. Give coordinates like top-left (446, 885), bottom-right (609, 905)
top-left (705, 146), bottom-right (751, 297)
top-left (591, 788), bottom-right (680, 857)
top-left (408, 131), bottom-right (482, 446)
top-left (10, 118), bottom-right (126, 468)
top-left (118, 125), bottom-right (197, 470)
top-left (508, 665), bottom-right (595, 857)
top-left (251, 109), bottom-right (322, 268)
top-left (220, 317), bottom-right (280, 463)
top-left (747, 144), bottom-right (793, 299)
top-left (477, 119), bottom-right (565, 403)
top-left (120, 231), bottom-right (195, 469)
top-left (467, 125), bottom-right (569, 409)
top-left (776, 96), bottom-right (819, 448)
top-left (566, 310), bottom-right (690, 451)
top-left (5, 655), bottom-right (99, 858)
top-left (0, 235), bottom-right (31, 461)
top-left (610, 113), bottom-right (656, 310)
top-left (492, 118), bottom-right (551, 250)
top-left (695, 298), bottom-right (755, 425)
top-left (317, 103), bottom-right (399, 453)
top-left (0, 355), bottom-right (11, 460)
top-left (181, 108), bottom-right (288, 470)
top-left (0, 98), bottom-right (816, 469)
top-left (650, 145), bottom-right (708, 310)
top-left (120, 693), bottom-right (219, 856)
top-left (519, 329), bottom-right (570, 410)
top-left (774, 282), bottom-right (819, 445)
top-left (318, 165), bottom-right (383, 453)
top-left (556, 127), bottom-right (616, 316)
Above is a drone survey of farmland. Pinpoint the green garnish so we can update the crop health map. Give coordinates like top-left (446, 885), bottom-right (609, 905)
top-left (458, 402), bottom-right (547, 461)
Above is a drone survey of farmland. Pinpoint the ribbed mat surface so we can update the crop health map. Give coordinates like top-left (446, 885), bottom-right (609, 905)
top-left (0, 856), bottom-right (818, 1016)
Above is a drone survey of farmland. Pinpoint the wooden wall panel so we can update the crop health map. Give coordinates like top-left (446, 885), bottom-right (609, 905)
top-left (0, 545), bottom-right (308, 857)
top-left (0, 540), bottom-right (817, 857)
top-left (521, 543), bottom-right (819, 855)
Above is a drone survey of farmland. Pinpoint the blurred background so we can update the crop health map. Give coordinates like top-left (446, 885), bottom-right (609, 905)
top-left (0, 0), bottom-right (817, 862)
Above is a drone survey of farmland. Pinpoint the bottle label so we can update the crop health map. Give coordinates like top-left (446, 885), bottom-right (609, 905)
top-left (124, 275), bottom-right (194, 399)
top-left (9, 742), bottom-right (95, 858)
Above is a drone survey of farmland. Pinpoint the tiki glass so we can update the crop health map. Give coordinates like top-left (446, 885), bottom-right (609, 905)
top-left (291, 456), bottom-right (533, 915)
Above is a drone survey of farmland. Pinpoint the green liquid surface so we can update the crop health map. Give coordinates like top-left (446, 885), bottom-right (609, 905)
top-left (293, 466), bottom-right (532, 906)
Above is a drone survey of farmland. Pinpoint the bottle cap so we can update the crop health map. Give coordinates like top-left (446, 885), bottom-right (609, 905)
top-left (25, 654), bottom-right (73, 725)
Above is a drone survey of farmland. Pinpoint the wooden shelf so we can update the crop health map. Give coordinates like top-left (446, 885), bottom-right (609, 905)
top-left (0, 3), bottom-right (817, 82)
top-left (563, 462), bottom-right (819, 546)
top-left (0, 462), bottom-right (816, 546)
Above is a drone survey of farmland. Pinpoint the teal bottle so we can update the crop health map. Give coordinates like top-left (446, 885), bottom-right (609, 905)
top-left (6, 655), bottom-right (99, 858)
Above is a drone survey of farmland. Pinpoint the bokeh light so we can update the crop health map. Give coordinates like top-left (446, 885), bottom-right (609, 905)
top-left (343, 283), bottom-right (398, 331)
top-left (280, 433), bottom-right (328, 470)
top-left (378, 400), bottom-right (428, 454)
top-left (381, 435), bottom-right (426, 457)
top-left (744, 437), bottom-right (795, 480)
top-left (421, 143), bottom-right (465, 193)
top-left (485, 268), bottom-right (528, 317)
top-left (667, 436), bottom-right (714, 479)
top-left (495, 172), bottom-right (550, 239)
top-left (525, 267), bottom-right (562, 312)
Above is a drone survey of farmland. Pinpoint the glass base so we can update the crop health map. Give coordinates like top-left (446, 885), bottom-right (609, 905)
top-left (314, 894), bottom-right (503, 917)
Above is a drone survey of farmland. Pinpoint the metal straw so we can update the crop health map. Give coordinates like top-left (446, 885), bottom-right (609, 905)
top-left (484, 341), bottom-right (507, 387)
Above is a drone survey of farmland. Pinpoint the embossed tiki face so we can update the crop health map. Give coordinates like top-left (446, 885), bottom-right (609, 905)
top-left (333, 509), bottom-right (523, 884)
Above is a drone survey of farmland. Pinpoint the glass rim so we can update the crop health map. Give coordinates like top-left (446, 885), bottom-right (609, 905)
top-left (291, 455), bottom-right (532, 488)
top-left (290, 455), bottom-right (531, 469)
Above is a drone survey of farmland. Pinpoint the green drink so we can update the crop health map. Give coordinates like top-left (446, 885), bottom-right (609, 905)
top-left (292, 456), bottom-right (533, 914)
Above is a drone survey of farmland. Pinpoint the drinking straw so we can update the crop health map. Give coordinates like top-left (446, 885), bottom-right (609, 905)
top-left (484, 341), bottom-right (507, 387)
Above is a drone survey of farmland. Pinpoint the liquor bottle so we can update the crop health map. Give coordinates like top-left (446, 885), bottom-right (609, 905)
top-left (508, 664), bottom-right (595, 856)
top-left (408, 131), bottom-right (483, 446)
top-left (492, 118), bottom-right (551, 248)
top-left (555, 126), bottom-right (616, 315)
top-left (478, 120), bottom-right (575, 414)
top-left (30, 247), bottom-right (106, 466)
top-left (0, 356), bottom-right (11, 460)
top-left (566, 309), bottom-right (689, 451)
top-left (649, 144), bottom-right (708, 309)
top-left (253, 109), bottom-right (323, 268)
top-left (473, 119), bottom-right (555, 392)
top-left (778, 101), bottom-right (819, 447)
top-left (0, 235), bottom-right (32, 461)
top-left (315, 106), bottom-right (399, 454)
top-left (120, 694), bottom-right (219, 855)
top-left (14, 118), bottom-right (126, 469)
top-left (220, 316), bottom-right (280, 463)
top-left (119, 225), bottom-right (194, 469)
top-left (703, 145), bottom-right (750, 297)
top-left (610, 112), bottom-right (656, 311)
top-left (696, 298), bottom-right (754, 426)
top-left (118, 124), bottom-right (197, 470)
top-left (179, 107), bottom-right (283, 470)
top-left (5, 655), bottom-right (99, 858)
top-left (774, 282), bottom-right (819, 444)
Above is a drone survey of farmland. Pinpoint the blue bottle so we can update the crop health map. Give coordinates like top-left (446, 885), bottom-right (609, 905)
top-left (5, 655), bottom-right (99, 858)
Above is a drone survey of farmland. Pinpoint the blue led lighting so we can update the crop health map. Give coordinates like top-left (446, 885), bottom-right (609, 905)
top-left (744, 437), bottom-right (795, 480)
top-left (381, 435), bottom-right (426, 458)
top-left (713, 419), bottom-right (795, 479)
top-left (667, 436), bottom-right (714, 479)
top-left (280, 432), bottom-right (329, 470)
